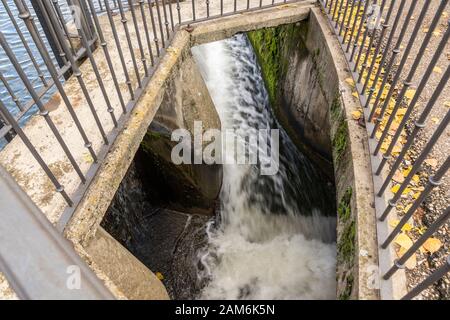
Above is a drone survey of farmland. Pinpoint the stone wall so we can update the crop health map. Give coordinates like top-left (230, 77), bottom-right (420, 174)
top-left (246, 9), bottom-right (380, 300)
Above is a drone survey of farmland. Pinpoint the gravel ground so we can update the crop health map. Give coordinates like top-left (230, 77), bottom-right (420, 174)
top-left (358, 0), bottom-right (450, 299)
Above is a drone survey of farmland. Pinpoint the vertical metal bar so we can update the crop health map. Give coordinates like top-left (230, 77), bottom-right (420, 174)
top-left (327, 0), bottom-right (334, 14)
top-left (384, 207), bottom-right (450, 280)
top-left (46, 0), bottom-right (118, 128)
top-left (0, 71), bottom-right (24, 112)
top-left (0, 99), bottom-right (73, 205)
top-left (166, 0), bottom-right (175, 31)
top-left (370, 0), bottom-right (447, 125)
top-left (146, 0), bottom-right (161, 56)
top-left (382, 156), bottom-right (450, 249)
top-left (345, 0), bottom-right (362, 52)
top-left (354, 0), bottom-right (378, 73)
top-left (21, 0), bottom-right (109, 145)
top-left (335, 0), bottom-right (344, 28)
top-left (51, 0), bottom-right (77, 55)
top-left (220, 0), bottom-right (223, 16)
top-left (104, 0), bottom-right (136, 100)
top-left (379, 106), bottom-right (450, 220)
top-left (117, 0), bottom-right (143, 88)
top-left (376, 22), bottom-right (450, 175)
top-left (154, 0), bottom-right (167, 47)
top-left (175, 0), bottom-right (181, 24)
top-left (377, 65), bottom-right (450, 197)
top-left (160, 0), bottom-right (171, 39)
top-left (357, 0), bottom-right (390, 85)
top-left (30, 0), bottom-right (67, 68)
top-left (206, 0), bottom-right (210, 18)
top-left (402, 256), bottom-right (450, 300)
top-left (87, 0), bottom-right (127, 112)
top-left (234, 0), bottom-right (237, 13)
top-left (331, 0), bottom-right (340, 22)
top-left (338, 0), bottom-right (350, 36)
top-left (128, 0), bottom-right (149, 77)
top-left (366, 0), bottom-right (418, 110)
top-left (18, 0), bottom-right (98, 164)
top-left (363, 0), bottom-right (407, 105)
top-left (192, 0), bottom-right (196, 21)
top-left (350, 0), bottom-right (371, 62)
top-left (137, 0), bottom-right (156, 66)
top-left (341, 0), bottom-right (357, 45)
top-left (0, 31), bottom-right (85, 183)
top-left (1, 0), bottom-right (48, 87)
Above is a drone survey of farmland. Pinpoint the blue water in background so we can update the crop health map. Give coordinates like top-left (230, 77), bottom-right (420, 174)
top-left (0, 0), bottom-right (109, 148)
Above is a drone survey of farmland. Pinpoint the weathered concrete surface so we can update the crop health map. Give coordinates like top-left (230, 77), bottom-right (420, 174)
top-left (84, 227), bottom-right (169, 300)
top-left (2, 0), bottom-right (384, 300)
top-left (306, 8), bottom-right (380, 299)
top-left (140, 50), bottom-right (222, 216)
top-left (247, 22), bottom-right (334, 179)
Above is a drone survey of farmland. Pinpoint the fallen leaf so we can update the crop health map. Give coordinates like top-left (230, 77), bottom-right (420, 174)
top-left (397, 247), bottom-right (417, 269)
top-left (395, 233), bottom-right (413, 249)
top-left (351, 110), bottom-right (362, 120)
top-left (431, 117), bottom-right (439, 124)
top-left (422, 238), bottom-right (442, 254)
top-left (391, 184), bottom-right (400, 194)
top-left (433, 67), bottom-right (442, 74)
top-left (155, 272), bottom-right (164, 280)
top-left (405, 89), bottom-right (416, 101)
top-left (444, 101), bottom-right (450, 108)
top-left (389, 219), bottom-right (413, 232)
top-left (345, 77), bottom-right (355, 86)
top-left (352, 91), bottom-right (359, 98)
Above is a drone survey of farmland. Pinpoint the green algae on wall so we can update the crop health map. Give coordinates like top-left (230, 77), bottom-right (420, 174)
top-left (247, 23), bottom-right (308, 111)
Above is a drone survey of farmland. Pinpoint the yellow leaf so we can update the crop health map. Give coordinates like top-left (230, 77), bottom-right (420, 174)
top-left (352, 91), bottom-right (359, 98)
top-left (433, 66), bottom-right (442, 74)
top-left (403, 203), bottom-right (412, 214)
top-left (395, 233), bottom-right (413, 249)
top-left (422, 238), bottom-right (442, 254)
top-left (402, 167), bottom-right (412, 177)
top-left (423, 28), bottom-right (429, 33)
top-left (155, 272), bottom-right (164, 280)
top-left (351, 110), bottom-right (362, 120)
top-left (397, 247), bottom-right (417, 269)
top-left (391, 184), bottom-right (400, 194)
top-left (389, 220), bottom-right (413, 232)
top-left (345, 78), bottom-right (355, 86)
top-left (444, 101), bottom-right (450, 108)
top-left (432, 30), bottom-right (441, 37)
top-left (413, 192), bottom-right (421, 200)
top-left (431, 117), bottom-right (439, 124)
top-left (405, 89), bottom-right (416, 101)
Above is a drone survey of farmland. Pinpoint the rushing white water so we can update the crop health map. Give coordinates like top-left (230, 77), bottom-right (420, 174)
top-left (192, 34), bottom-right (336, 300)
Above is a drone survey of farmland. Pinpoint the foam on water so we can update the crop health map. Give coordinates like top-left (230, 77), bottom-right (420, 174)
top-left (192, 34), bottom-right (336, 300)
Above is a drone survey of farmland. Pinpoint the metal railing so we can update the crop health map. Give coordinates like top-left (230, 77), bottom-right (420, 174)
top-left (0, 1), bottom-right (289, 224)
top-left (319, 0), bottom-right (449, 300)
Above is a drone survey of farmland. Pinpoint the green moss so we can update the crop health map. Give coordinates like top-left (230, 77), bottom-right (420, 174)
top-left (332, 119), bottom-right (348, 161)
top-left (330, 95), bottom-right (341, 121)
top-left (338, 220), bottom-right (356, 265)
top-left (339, 273), bottom-right (354, 300)
top-left (247, 23), bottom-right (308, 111)
top-left (338, 187), bottom-right (352, 222)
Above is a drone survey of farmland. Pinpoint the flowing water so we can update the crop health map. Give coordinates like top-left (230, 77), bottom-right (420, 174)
top-left (191, 34), bottom-right (337, 300)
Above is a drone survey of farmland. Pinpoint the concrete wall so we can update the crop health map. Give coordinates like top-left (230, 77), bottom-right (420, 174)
top-left (0, 2), bottom-right (377, 300)
top-left (246, 10), bottom-right (380, 299)
top-left (248, 22), bottom-right (333, 178)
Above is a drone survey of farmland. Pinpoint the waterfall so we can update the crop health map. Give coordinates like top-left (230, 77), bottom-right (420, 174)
top-left (191, 34), bottom-right (337, 300)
